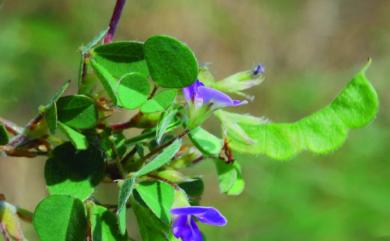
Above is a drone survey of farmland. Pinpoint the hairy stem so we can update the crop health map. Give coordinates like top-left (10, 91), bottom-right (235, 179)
top-left (103, 0), bottom-right (127, 44)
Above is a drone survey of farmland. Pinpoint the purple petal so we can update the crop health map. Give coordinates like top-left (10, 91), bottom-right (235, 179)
top-left (172, 215), bottom-right (203, 241)
top-left (182, 80), bottom-right (204, 102)
top-left (253, 64), bottom-right (265, 76)
top-left (197, 86), bottom-right (246, 107)
top-left (190, 216), bottom-right (203, 241)
top-left (171, 206), bottom-right (227, 227)
top-left (172, 215), bottom-right (189, 238)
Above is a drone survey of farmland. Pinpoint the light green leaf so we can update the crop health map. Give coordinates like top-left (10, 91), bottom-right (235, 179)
top-left (136, 181), bottom-right (175, 224)
top-left (92, 41), bottom-right (149, 79)
top-left (57, 95), bottom-right (98, 130)
top-left (44, 142), bottom-right (105, 200)
top-left (131, 197), bottom-right (171, 241)
top-left (87, 204), bottom-right (127, 241)
top-left (33, 195), bottom-right (87, 241)
top-left (0, 201), bottom-right (25, 241)
top-left (116, 177), bottom-right (136, 235)
top-left (141, 89), bottom-right (177, 113)
top-left (0, 124), bottom-right (9, 145)
top-left (216, 61), bottom-right (379, 160)
top-left (189, 127), bottom-right (223, 157)
top-left (90, 59), bottom-right (118, 102)
top-left (214, 159), bottom-right (245, 195)
top-left (116, 72), bottom-right (150, 109)
top-left (144, 35), bottom-right (198, 88)
top-left (135, 139), bottom-right (182, 177)
top-left (81, 28), bottom-right (109, 54)
top-left (156, 108), bottom-right (178, 144)
top-left (58, 122), bottom-right (88, 150)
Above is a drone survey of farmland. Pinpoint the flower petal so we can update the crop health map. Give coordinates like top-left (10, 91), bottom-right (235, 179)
top-left (182, 80), bottom-right (204, 102)
top-left (171, 206), bottom-right (227, 227)
top-left (172, 215), bottom-right (189, 238)
top-left (189, 217), bottom-right (203, 241)
top-left (197, 86), bottom-right (246, 108)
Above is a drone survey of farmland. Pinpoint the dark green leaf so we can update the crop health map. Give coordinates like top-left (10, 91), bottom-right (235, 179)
top-left (214, 159), bottom-right (245, 195)
top-left (33, 195), bottom-right (87, 241)
top-left (87, 204), bottom-right (127, 241)
top-left (93, 41), bottom-right (149, 79)
top-left (44, 142), bottom-right (105, 200)
top-left (144, 35), bottom-right (198, 88)
top-left (116, 72), bottom-right (150, 109)
top-left (140, 89), bottom-right (177, 113)
top-left (216, 61), bottom-right (379, 160)
top-left (178, 178), bottom-right (204, 205)
top-left (58, 122), bottom-right (88, 150)
top-left (189, 127), bottom-right (223, 157)
top-left (135, 139), bottom-right (182, 177)
top-left (136, 181), bottom-right (175, 223)
top-left (57, 95), bottom-right (98, 129)
top-left (0, 124), bottom-right (9, 145)
top-left (45, 103), bottom-right (58, 134)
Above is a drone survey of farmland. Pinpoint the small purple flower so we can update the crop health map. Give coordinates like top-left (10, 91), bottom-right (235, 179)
top-left (171, 206), bottom-right (227, 241)
top-left (253, 64), bottom-right (265, 76)
top-left (183, 80), bottom-right (247, 109)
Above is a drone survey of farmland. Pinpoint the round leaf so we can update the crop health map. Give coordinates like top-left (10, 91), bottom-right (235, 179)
top-left (116, 73), bottom-right (150, 109)
top-left (33, 195), bottom-right (87, 241)
top-left (45, 142), bottom-right (105, 200)
top-left (144, 35), bottom-right (198, 88)
top-left (57, 95), bottom-right (98, 129)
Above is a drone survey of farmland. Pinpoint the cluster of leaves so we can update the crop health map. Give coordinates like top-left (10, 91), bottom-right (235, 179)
top-left (0, 27), bottom-right (379, 241)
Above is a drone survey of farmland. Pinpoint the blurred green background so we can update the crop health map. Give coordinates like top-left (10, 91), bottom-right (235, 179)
top-left (0, 0), bottom-right (389, 241)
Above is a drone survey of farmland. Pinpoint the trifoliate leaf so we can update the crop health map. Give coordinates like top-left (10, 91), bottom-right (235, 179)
top-left (144, 35), bottom-right (198, 88)
top-left (57, 95), bottom-right (98, 130)
top-left (44, 142), bottom-right (105, 200)
top-left (0, 124), bottom-right (9, 145)
top-left (214, 159), bottom-right (245, 195)
top-left (87, 204), bottom-right (127, 241)
top-left (58, 122), bottom-right (88, 150)
top-left (135, 139), bottom-right (182, 177)
top-left (136, 181), bottom-right (175, 223)
top-left (216, 61), bottom-right (379, 160)
top-left (189, 127), bottom-right (223, 157)
top-left (33, 195), bottom-right (87, 241)
top-left (140, 89), bottom-right (177, 113)
top-left (116, 72), bottom-right (150, 109)
top-left (92, 41), bottom-right (149, 78)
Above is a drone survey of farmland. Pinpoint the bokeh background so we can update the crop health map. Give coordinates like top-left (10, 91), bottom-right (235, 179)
top-left (0, 0), bottom-right (389, 240)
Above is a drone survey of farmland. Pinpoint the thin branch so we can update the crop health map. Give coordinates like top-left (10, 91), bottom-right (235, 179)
top-left (110, 112), bottom-right (143, 131)
top-left (0, 117), bottom-right (22, 135)
top-left (103, 0), bottom-right (127, 44)
top-left (8, 114), bottom-right (43, 148)
top-left (147, 174), bottom-right (180, 190)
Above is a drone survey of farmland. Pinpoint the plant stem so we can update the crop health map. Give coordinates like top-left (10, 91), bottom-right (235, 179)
top-left (103, 0), bottom-right (127, 44)
top-left (0, 117), bottom-right (22, 135)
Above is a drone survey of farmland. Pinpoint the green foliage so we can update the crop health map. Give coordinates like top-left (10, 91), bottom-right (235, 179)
top-left (0, 124), bottom-right (9, 145)
top-left (189, 127), bottom-right (223, 157)
top-left (178, 178), bottom-right (204, 205)
top-left (117, 177), bottom-right (136, 235)
top-left (44, 142), bottom-right (105, 200)
top-left (135, 181), bottom-right (175, 224)
top-left (140, 89), bottom-right (177, 113)
top-left (33, 195), bottom-right (87, 241)
top-left (57, 95), bottom-right (98, 130)
top-left (58, 122), bottom-right (88, 150)
top-left (216, 62), bottom-right (379, 160)
top-left (144, 35), bottom-right (198, 88)
top-left (87, 203), bottom-right (128, 241)
top-left (214, 160), bottom-right (245, 195)
top-left (116, 73), bottom-right (150, 109)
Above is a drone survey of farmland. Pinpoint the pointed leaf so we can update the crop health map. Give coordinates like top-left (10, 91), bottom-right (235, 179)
top-left (216, 61), bottom-right (379, 160)
top-left (58, 122), bottom-right (88, 150)
top-left (116, 177), bottom-right (136, 235)
top-left (135, 139), bottom-right (182, 177)
top-left (44, 142), bottom-right (105, 200)
top-left (90, 59), bottom-right (118, 102)
top-left (156, 108), bottom-right (178, 144)
top-left (116, 73), bottom-right (150, 109)
top-left (141, 89), bottom-right (177, 113)
top-left (189, 127), bottom-right (223, 157)
top-left (33, 195), bottom-right (87, 241)
top-left (144, 35), bottom-right (198, 88)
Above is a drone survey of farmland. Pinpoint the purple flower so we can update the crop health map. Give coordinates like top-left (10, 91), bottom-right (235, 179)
top-left (171, 206), bottom-right (227, 241)
top-left (253, 64), bottom-right (265, 76)
top-left (183, 80), bottom-right (247, 109)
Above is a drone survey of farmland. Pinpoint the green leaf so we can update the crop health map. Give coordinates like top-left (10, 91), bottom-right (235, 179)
top-left (87, 204), bottom-right (127, 241)
top-left (116, 177), bottom-right (136, 235)
top-left (33, 195), bottom-right (87, 241)
top-left (214, 159), bottom-right (245, 195)
top-left (0, 201), bottom-right (25, 240)
top-left (92, 41), bottom-right (149, 79)
top-left (116, 72), bottom-right (150, 109)
top-left (58, 122), bottom-right (88, 150)
top-left (156, 108), bottom-right (178, 144)
top-left (57, 95), bottom-right (98, 130)
top-left (44, 142), bottom-right (105, 200)
top-left (131, 198), bottom-right (171, 241)
top-left (144, 35), bottom-right (198, 88)
top-left (178, 178), bottom-right (204, 205)
top-left (135, 139), bottom-right (182, 177)
top-left (81, 28), bottom-right (109, 54)
top-left (216, 61), bottom-right (379, 160)
top-left (90, 59), bottom-right (118, 102)
top-left (0, 124), bottom-right (9, 145)
top-left (136, 181), bottom-right (175, 224)
top-left (189, 127), bottom-right (223, 157)
top-left (140, 89), bottom-right (177, 113)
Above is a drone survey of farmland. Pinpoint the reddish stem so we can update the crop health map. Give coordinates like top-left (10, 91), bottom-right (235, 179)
top-left (103, 0), bottom-right (127, 44)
